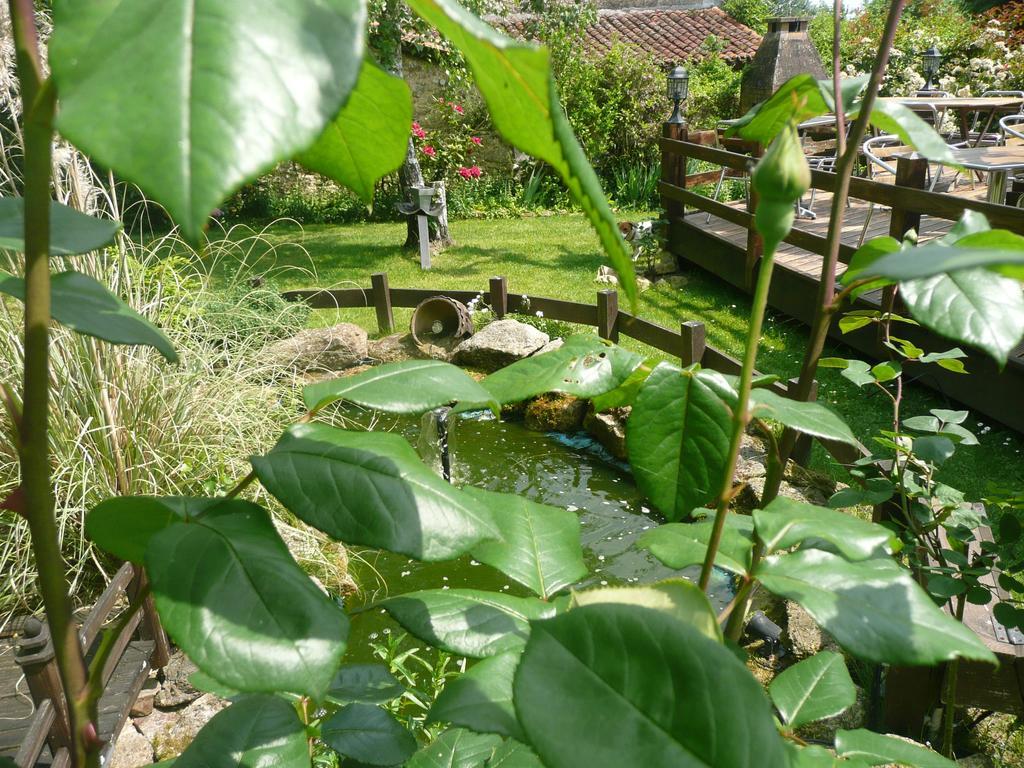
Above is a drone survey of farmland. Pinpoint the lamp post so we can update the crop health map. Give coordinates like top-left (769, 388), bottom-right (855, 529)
top-left (921, 45), bottom-right (942, 91)
top-left (667, 65), bottom-right (689, 125)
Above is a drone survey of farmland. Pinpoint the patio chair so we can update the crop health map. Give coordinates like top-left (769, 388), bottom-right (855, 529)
top-left (1001, 114), bottom-right (1024, 143)
top-left (967, 90), bottom-right (1024, 146)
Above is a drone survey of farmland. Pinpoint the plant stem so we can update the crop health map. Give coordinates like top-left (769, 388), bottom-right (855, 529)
top-left (9, 3), bottom-right (93, 766)
top-left (698, 248), bottom-right (777, 592)
top-left (941, 595), bottom-right (966, 757)
top-left (774, 0), bottom-right (908, 469)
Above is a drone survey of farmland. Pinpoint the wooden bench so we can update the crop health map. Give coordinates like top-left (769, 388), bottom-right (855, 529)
top-left (0, 563), bottom-right (169, 767)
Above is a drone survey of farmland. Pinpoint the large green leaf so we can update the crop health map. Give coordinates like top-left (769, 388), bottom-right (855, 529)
top-left (407, 728), bottom-right (503, 768)
top-left (514, 604), bottom-right (788, 768)
top-left (86, 496), bottom-right (220, 564)
top-left (626, 363), bottom-right (733, 520)
top-left (466, 487), bottom-right (586, 599)
top-left (304, 359), bottom-right (498, 415)
top-left (327, 664), bottom-right (404, 705)
top-left (755, 549), bottom-right (996, 665)
top-left (0, 198), bottom-right (120, 255)
top-left (786, 743), bottom-right (871, 768)
top-left (835, 729), bottom-right (957, 768)
top-left (638, 516), bottom-right (755, 576)
top-left (298, 60), bottom-right (412, 206)
top-left (863, 99), bottom-right (959, 166)
top-left (749, 389), bottom-right (860, 446)
top-left (404, 0), bottom-right (635, 302)
top-left (769, 651), bottom-right (856, 730)
top-left (321, 703), bottom-right (417, 766)
top-left (49, 0), bottom-right (365, 242)
top-left (728, 75), bottom-right (867, 144)
top-left (0, 270), bottom-right (177, 362)
top-left (173, 695), bottom-right (309, 768)
top-left (571, 580), bottom-right (722, 642)
top-left (251, 423), bottom-right (499, 561)
top-left (382, 589), bottom-right (557, 658)
top-left (481, 335), bottom-right (643, 405)
top-left (753, 497), bottom-right (898, 561)
top-left (899, 268), bottom-right (1024, 364)
top-left (429, 652), bottom-right (524, 740)
top-left (486, 740), bottom-right (543, 768)
top-left (144, 499), bottom-right (348, 699)
top-left (845, 229), bottom-right (1024, 281)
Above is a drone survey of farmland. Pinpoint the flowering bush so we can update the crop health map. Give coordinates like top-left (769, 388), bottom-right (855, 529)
top-left (410, 98), bottom-right (487, 185)
top-left (811, 0), bottom-right (1024, 96)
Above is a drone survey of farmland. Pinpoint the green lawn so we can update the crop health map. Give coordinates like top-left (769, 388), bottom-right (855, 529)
top-left (214, 214), bottom-right (1024, 498)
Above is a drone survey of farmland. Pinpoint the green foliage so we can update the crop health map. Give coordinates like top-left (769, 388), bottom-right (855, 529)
top-left (0, 269), bottom-right (177, 362)
top-left (14, 5), bottom-right (1024, 768)
top-left (252, 423), bottom-right (500, 561)
top-left (626, 363), bottom-right (733, 520)
top-left (49, 0), bottom-right (367, 242)
top-left (835, 729), bottom-right (957, 767)
top-left (514, 604), bottom-right (788, 768)
top-left (686, 43), bottom-right (744, 128)
top-left (0, 198), bottom-right (120, 255)
top-left (769, 651), bottom-right (857, 730)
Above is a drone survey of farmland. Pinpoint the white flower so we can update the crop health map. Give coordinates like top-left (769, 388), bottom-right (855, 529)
top-left (535, 311), bottom-right (544, 318)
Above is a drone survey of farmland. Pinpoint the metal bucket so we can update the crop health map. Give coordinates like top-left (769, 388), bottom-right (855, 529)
top-left (410, 296), bottom-right (473, 345)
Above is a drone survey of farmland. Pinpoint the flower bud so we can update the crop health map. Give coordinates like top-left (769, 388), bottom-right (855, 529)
top-left (752, 123), bottom-right (811, 255)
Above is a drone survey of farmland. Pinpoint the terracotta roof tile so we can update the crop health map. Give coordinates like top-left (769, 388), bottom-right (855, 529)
top-left (492, 7), bottom-right (761, 64)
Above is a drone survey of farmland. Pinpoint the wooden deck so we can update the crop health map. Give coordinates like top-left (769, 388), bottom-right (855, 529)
top-left (699, 183), bottom-right (992, 280)
top-left (662, 155), bottom-right (1024, 435)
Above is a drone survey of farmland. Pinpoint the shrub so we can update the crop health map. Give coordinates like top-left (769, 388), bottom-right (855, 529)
top-left (687, 39), bottom-right (744, 129)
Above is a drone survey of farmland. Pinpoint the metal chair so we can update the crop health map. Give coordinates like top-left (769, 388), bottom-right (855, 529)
top-left (1001, 114), bottom-right (1024, 143)
top-left (968, 91), bottom-right (1024, 146)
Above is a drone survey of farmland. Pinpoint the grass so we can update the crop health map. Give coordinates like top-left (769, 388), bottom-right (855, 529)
top-left (203, 213), bottom-right (1024, 499)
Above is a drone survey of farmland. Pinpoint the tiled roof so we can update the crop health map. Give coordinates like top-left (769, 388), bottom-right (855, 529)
top-left (492, 7), bottom-right (761, 64)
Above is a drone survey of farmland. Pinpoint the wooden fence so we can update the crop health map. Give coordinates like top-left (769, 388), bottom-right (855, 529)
top-left (658, 125), bottom-right (1024, 435)
top-left (283, 274), bottom-right (861, 467)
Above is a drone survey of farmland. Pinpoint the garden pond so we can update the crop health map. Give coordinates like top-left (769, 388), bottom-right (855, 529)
top-left (340, 407), bottom-right (735, 660)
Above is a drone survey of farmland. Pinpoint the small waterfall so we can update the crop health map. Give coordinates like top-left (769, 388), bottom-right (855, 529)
top-left (418, 406), bottom-right (454, 483)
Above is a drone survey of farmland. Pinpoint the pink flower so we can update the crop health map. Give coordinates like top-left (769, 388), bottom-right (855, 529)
top-left (469, 165), bottom-right (482, 178)
top-left (422, 145), bottom-right (436, 157)
top-left (452, 103), bottom-right (464, 114)
top-left (411, 122), bottom-right (426, 139)
top-left (470, 136), bottom-right (482, 145)
top-left (458, 166), bottom-right (473, 179)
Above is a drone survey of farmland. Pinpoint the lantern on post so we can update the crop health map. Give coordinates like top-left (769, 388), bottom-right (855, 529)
top-left (667, 65), bottom-right (689, 125)
top-left (921, 45), bottom-right (942, 91)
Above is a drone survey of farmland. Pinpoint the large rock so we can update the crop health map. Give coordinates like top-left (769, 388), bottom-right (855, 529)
top-left (264, 323), bottom-right (368, 372)
top-left (525, 394), bottom-right (587, 433)
top-left (451, 319), bottom-right (548, 372)
top-left (367, 332), bottom-right (453, 364)
top-left (785, 601), bottom-right (839, 659)
top-left (583, 407), bottom-right (630, 460)
top-left (108, 723), bottom-right (153, 768)
top-left (155, 651), bottom-right (200, 708)
top-left (151, 694), bottom-right (229, 761)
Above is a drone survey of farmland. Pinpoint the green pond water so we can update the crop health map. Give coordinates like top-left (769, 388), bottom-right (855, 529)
top-left (341, 408), bottom-right (735, 661)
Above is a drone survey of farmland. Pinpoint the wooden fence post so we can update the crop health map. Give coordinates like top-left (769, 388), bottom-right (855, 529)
top-left (597, 289), bottom-right (619, 342)
top-left (878, 156), bottom-right (929, 326)
top-left (370, 272), bottom-right (394, 335)
top-left (489, 276), bottom-right (508, 319)
top-left (679, 320), bottom-right (706, 366)
top-left (661, 122), bottom-right (689, 221)
top-left (786, 376), bottom-right (819, 467)
top-left (15, 618), bottom-right (73, 753)
top-left (744, 146), bottom-right (764, 292)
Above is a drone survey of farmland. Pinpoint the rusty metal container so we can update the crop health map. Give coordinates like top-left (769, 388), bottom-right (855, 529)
top-left (410, 296), bottom-right (473, 345)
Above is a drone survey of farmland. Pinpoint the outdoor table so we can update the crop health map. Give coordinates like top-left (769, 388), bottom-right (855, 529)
top-left (912, 145), bottom-right (1024, 204)
top-left (886, 96), bottom-right (1024, 147)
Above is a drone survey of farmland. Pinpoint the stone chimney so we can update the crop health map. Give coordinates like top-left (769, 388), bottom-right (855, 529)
top-left (740, 17), bottom-right (826, 112)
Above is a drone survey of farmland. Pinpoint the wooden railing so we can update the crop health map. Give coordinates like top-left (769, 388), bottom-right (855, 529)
top-left (13, 563), bottom-right (168, 768)
top-left (284, 274), bottom-right (862, 467)
top-left (657, 128), bottom-right (1024, 436)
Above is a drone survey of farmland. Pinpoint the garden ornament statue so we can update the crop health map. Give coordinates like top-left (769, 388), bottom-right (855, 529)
top-left (397, 184), bottom-right (444, 269)
top-left (666, 65), bottom-right (689, 125)
top-left (922, 45), bottom-right (942, 91)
